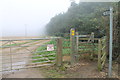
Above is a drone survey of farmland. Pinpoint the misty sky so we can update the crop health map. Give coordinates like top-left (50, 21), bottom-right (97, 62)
top-left (0, 0), bottom-right (80, 37)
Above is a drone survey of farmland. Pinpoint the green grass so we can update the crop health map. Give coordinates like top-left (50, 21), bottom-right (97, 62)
top-left (62, 40), bottom-right (98, 55)
top-left (32, 39), bottom-right (71, 63)
top-left (63, 40), bottom-right (71, 55)
top-left (78, 42), bottom-right (98, 54)
top-left (32, 39), bottom-right (56, 63)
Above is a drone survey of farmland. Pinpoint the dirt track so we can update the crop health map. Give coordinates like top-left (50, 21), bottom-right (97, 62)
top-left (1, 39), bottom-right (50, 78)
top-left (4, 68), bottom-right (44, 78)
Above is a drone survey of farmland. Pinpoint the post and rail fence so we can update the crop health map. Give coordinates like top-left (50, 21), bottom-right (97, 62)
top-left (0, 29), bottom-right (108, 73)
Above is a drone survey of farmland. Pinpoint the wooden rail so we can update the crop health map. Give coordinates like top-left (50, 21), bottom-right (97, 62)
top-left (79, 38), bottom-right (99, 41)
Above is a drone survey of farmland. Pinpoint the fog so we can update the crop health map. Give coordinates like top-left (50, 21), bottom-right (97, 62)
top-left (0, 0), bottom-right (80, 37)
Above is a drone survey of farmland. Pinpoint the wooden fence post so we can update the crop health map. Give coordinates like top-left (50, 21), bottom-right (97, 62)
top-left (98, 39), bottom-right (102, 71)
top-left (91, 32), bottom-right (94, 42)
top-left (70, 28), bottom-right (76, 64)
top-left (91, 32), bottom-right (94, 59)
top-left (56, 38), bottom-right (63, 66)
top-left (76, 32), bottom-right (79, 54)
top-left (76, 32), bottom-right (79, 62)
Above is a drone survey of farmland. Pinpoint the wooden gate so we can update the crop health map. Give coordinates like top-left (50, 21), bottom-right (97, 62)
top-left (75, 32), bottom-right (99, 59)
top-left (98, 37), bottom-right (107, 71)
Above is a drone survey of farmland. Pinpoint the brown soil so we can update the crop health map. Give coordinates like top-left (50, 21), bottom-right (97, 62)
top-left (65, 59), bottom-right (106, 78)
top-left (38, 57), bottom-right (119, 78)
top-left (3, 68), bottom-right (44, 78)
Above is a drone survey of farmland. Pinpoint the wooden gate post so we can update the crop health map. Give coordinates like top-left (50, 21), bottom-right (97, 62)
top-left (98, 39), bottom-right (102, 71)
top-left (56, 38), bottom-right (63, 66)
top-left (76, 32), bottom-right (79, 62)
top-left (91, 32), bottom-right (94, 42)
top-left (70, 28), bottom-right (76, 64)
top-left (91, 32), bottom-right (95, 59)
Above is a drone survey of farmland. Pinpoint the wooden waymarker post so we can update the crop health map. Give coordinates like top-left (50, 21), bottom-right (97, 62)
top-left (70, 28), bottom-right (76, 64)
top-left (56, 38), bottom-right (63, 66)
top-left (76, 32), bottom-right (79, 54)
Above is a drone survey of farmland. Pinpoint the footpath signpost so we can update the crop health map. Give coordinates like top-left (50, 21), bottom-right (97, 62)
top-left (108, 7), bottom-right (113, 78)
top-left (103, 7), bottom-right (113, 77)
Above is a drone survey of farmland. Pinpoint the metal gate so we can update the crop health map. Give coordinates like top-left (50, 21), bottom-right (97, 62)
top-left (0, 38), bottom-right (57, 73)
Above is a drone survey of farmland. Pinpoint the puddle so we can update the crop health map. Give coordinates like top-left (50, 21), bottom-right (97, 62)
top-left (2, 61), bottom-right (27, 74)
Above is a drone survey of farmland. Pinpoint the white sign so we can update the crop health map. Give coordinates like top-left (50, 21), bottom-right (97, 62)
top-left (47, 44), bottom-right (54, 51)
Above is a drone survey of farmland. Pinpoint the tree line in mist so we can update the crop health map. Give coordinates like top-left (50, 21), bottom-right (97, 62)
top-left (46, 2), bottom-right (118, 38)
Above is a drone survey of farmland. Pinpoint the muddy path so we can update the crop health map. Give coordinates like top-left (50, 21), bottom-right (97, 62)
top-left (1, 40), bottom-right (50, 78)
top-left (4, 68), bottom-right (44, 78)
